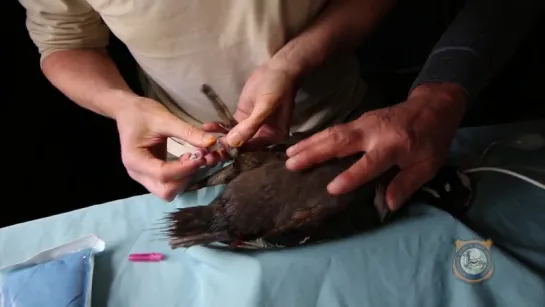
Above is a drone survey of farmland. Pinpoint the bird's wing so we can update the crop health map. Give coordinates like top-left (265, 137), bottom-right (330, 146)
top-left (263, 202), bottom-right (339, 239)
top-left (185, 163), bottom-right (240, 191)
top-left (185, 151), bottom-right (275, 191)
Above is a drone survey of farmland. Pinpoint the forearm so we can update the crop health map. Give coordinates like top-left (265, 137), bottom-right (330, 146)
top-left (411, 0), bottom-right (544, 102)
top-left (269, 0), bottom-right (396, 79)
top-left (41, 49), bottom-right (137, 119)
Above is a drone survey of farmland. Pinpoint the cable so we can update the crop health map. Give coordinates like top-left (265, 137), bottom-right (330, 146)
top-left (464, 134), bottom-right (545, 190)
top-left (463, 167), bottom-right (545, 190)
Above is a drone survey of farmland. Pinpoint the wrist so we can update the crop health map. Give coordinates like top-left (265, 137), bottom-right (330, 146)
top-left (268, 30), bottom-right (330, 82)
top-left (91, 88), bottom-right (140, 120)
top-left (409, 82), bottom-right (468, 113)
top-left (267, 52), bottom-right (307, 83)
top-left (407, 82), bottom-right (469, 129)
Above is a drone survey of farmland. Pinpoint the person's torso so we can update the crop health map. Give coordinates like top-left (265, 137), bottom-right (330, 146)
top-left (87, 0), bottom-right (366, 132)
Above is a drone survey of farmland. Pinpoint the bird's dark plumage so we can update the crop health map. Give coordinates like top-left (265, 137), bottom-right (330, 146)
top-left (165, 146), bottom-right (397, 249)
top-left (161, 84), bottom-right (473, 250)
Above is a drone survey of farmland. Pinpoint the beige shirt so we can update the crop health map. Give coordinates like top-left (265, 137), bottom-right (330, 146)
top-left (20, 0), bottom-right (367, 155)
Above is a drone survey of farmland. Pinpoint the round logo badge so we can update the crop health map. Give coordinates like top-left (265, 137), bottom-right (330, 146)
top-left (453, 239), bottom-right (494, 283)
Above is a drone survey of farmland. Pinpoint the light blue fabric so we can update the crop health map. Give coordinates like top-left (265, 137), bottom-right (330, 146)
top-left (0, 249), bottom-right (94, 307)
top-left (0, 121), bottom-right (543, 307)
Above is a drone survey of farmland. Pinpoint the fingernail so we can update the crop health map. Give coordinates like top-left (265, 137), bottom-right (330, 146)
top-left (286, 146), bottom-right (295, 156)
top-left (203, 134), bottom-right (217, 145)
top-left (227, 132), bottom-right (243, 148)
top-left (387, 197), bottom-right (404, 211)
top-left (190, 151), bottom-right (202, 160)
top-left (327, 178), bottom-right (345, 195)
top-left (285, 158), bottom-right (297, 169)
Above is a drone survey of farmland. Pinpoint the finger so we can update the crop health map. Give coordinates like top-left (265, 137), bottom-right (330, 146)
top-left (212, 149), bottom-right (231, 162)
top-left (286, 123), bottom-right (359, 158)
top-left (285, 140), bottom-right (339, 171)
top-left (261, 95), bottom-right (292, 140)
top-left (285, 125), bottom-right (361, 171)
top-left (132, 152), bottom-right (192, 177)
top-left (327, 149), bottom-right (394, 195)
top-left (128, 170), bottom-right (188, 202)
top-left (233, 105), bottom-right (252, 123)
top-left (126, 149), bottom-right (206, 183)
top-left (188, 149), bottom-right (207, 162)
top-left (203, 151), bottom-right (224, 166)
top-left (385, 161), bottom-right (438, 211)
top-left (242, 126), bottom-right (284, 149)
top-left (202, 122), bottom-right (229, 134)
top-left (153, 177), bottom-right (191, 202)
top-left (212, 139), bottom-right (240, 159)
top-left (157, 114), bottom-right (217, 148)
top-left (161, 158), bottom-right (205, 182)
top-left (226, 99), bottom-right (277, 147)
top-left (180, 152), bottom-right (199, 163)
top-left (285, 131), bottom-right (328, 158)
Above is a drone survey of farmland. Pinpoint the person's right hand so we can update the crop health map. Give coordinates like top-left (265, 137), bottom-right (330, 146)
top-left (114, 95), bottom-right (219, 201)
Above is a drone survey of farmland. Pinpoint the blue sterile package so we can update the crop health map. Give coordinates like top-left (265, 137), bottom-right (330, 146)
top-left (0, 234), bottom-right (105, 307)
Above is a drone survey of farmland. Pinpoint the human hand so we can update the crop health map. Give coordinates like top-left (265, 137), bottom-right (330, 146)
top-left (285, 83), bottom-right (468, 211)
top-left (224, 62), bottom-right (297, 149)
top-left (114, 93), bottom-right (220, 201)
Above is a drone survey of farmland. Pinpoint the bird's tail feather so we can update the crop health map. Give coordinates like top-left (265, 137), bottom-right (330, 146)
top-left (169, 231), bottom-right (231, 248)
top-left (164, 206), bottom-right (231, 248)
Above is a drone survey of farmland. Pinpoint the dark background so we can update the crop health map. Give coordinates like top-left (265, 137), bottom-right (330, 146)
top-left (4, 1), bottom-right (544, 227)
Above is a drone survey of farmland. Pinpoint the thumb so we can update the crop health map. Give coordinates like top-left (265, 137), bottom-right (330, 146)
top-left (202, 122), bottom-right (230, 134)
top-left (158, 114), bottom-right (217, 148)
top-left (226, 100), bottom-right (276, 147)
top-left (385, 162), bottom-right (437, 211)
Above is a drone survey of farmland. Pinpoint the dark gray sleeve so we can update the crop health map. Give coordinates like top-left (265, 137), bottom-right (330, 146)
top-left (410, 0), bottom-right (544, 103)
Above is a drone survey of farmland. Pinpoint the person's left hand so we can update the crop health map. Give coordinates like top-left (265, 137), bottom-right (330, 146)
top-left (285, 83), bottom-right (468, 211)
top-left (223, 62), bottom-right (298, 149)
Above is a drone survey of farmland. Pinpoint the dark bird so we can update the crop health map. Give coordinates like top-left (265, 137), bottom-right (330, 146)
top-left (160, 85), bottom-right (472, 250)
